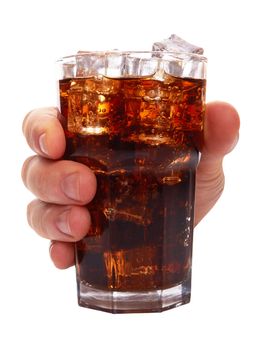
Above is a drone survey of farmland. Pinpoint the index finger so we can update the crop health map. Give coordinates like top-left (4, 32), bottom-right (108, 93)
top-left (22, 107), bottom-right (66, 159)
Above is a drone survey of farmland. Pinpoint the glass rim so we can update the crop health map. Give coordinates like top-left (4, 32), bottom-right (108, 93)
top-left (57, 50), bottom-right (207, 63)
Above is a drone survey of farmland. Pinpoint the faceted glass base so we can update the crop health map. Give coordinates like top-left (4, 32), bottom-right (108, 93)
top-left (77, 281), bottom-right (191, 313)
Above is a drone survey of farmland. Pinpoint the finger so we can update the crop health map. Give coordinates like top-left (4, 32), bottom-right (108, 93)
top-left (195, 101), bottom-right (240, 225)
top-left (202, 101), bottom-right (240, 159)
top-left (22, 107), bottom-right (66, 159)
top-left (27, 199), bottom-right (91, 242)
top-left (49, 241), bottom-right (75, 269)
top-left (22, 157), bottom-right (97, 205)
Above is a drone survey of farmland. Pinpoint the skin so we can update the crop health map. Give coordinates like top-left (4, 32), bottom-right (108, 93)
top-left (21, 102), bottom-right (240, 269)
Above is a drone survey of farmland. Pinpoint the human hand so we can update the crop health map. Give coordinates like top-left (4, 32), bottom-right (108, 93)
top-left (22, 102), bottom-right (240, 269)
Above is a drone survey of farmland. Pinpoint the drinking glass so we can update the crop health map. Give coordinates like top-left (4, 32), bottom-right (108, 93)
top-left (57, 50), bottom-right (207, 313)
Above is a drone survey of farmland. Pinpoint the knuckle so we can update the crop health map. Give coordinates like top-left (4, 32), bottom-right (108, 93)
top-left (38, 205), bottom-right (52, 237)
top-left (22, 156), bottom-right (54, 202)
top-left (26, 200), bottom-right (42, 230)
top-left (26, 200), bottom-right (35, 228)
top-left (33, 167), bottom-right (50, 202)
top-left (27, 200), bottom-right (51, 238)
top-left (22, 107), bottom-right (59, 153)
top-left (22, 112), bottom-right (36, 149)
top-left (21, 156), bottom-right (38, 188)
top-left (22, 109), bottom-right (34, 135)
top-left (215, 172), bottom-right (225, 198)
top-left (204, 170), bottom-right (225, 201)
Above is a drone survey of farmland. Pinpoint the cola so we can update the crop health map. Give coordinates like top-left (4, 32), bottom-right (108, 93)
top-left (59, 74), bottom-right (206, 312)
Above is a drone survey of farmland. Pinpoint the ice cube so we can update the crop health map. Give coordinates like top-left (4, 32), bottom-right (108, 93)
top-left (75, 52), bottom-right (105, 77)
top-left (152, 35), bottom-right (205, 79)
top-left (152, 34), bottom-right (204, 54)
top-left (103, 207), bottom-right (151, 226)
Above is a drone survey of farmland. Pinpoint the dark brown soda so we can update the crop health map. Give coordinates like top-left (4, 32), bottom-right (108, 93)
top-left (59, 75), bottom-right (205, 292)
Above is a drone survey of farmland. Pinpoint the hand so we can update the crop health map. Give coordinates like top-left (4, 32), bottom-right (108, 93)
top-left (22, 102), bottom-right (240, 269)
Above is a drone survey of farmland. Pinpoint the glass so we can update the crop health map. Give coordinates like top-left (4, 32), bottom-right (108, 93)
top-left (57, 50), bottom-right (207, 313)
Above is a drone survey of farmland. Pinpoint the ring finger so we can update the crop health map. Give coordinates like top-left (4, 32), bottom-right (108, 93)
top-left (27, 199), bottom-right (91, 242)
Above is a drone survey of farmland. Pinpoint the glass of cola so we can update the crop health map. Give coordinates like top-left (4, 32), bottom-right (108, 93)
top-left (57, 48), bottom-right (207, 313)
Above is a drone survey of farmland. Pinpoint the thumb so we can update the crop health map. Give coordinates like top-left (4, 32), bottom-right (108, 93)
top-left (195, 101), bottom-right (240, 225)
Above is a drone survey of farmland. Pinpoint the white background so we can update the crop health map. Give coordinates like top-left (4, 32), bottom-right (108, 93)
top-left (0, 0), bottom-right (264, 349)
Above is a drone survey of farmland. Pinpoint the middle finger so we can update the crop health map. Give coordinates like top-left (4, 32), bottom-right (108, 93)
top-left (22, 156), bottom-right (97, 205)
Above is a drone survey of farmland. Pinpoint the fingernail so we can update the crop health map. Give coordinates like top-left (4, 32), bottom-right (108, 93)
top-left (56, 210), bottom-right (72, 235)
top-left (61, 173), bottom-right (80, 201)
top-left (39, 133), bottom-right (48, 155)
